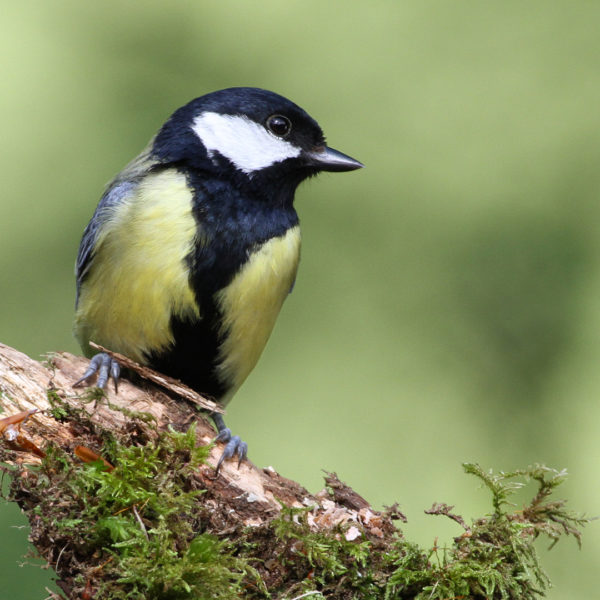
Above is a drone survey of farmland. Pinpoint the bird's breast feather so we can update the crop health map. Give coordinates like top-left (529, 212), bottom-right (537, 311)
top-left (214, 225), bottom-right (301, 401)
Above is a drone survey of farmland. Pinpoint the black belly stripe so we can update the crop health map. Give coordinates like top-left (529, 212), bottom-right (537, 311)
top-left (148, 306), bottom-right (227, 400)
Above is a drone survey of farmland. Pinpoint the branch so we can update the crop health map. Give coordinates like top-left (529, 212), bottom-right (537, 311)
top-left (86, 341), bottom-right (223, 414)
top-left (0, 343), bottom-right (588, 599)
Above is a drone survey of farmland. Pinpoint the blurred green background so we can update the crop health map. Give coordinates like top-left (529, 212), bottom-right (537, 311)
top-left (1, 1), bottom-right (599, 597)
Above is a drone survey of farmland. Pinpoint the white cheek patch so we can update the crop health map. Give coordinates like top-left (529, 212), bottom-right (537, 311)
top-left (191, 112), bottom-right (301, 174)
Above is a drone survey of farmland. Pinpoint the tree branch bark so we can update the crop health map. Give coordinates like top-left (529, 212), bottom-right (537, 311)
top-left (0, 342), bottom-right (586, 600)
top-left (0, 343), bottom-right (394, 598)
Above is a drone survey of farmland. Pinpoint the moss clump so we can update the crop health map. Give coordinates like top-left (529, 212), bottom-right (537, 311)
top-left (249, 463), bottom-right (588, 599)
top-left (46, 386), bottom-right (106, 422)
top-left (46, 387), bottom-right (72, 421)
top-left (7, 426), bottom-right (259, 599)
top-left (1, 423), bottom-right (588, 600)
top-left (267, 503), bottom-right (384, 598)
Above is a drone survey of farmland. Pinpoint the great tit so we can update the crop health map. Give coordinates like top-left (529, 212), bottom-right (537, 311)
top-left (73, 87), bottom-right (363, 468)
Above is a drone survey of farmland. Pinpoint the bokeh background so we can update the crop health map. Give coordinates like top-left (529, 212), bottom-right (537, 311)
top-left (1, 1), bottom-right (599, 597)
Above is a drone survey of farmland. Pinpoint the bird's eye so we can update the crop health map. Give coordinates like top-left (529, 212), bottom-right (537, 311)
top-left (266, 114), bottom-right (292, 138)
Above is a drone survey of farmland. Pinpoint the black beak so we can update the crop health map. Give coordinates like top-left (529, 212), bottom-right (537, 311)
top-left (304, 146), bottom-right (364, 172)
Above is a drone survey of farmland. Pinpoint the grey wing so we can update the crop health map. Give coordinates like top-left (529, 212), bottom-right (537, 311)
top-left (75, 141), bottom-right (158, 305)
top-left (75, 180), bottom-right (139, 305)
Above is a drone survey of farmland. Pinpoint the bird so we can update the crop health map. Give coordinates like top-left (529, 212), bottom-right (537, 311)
top-left (73, 87), bottom-right (363, 469)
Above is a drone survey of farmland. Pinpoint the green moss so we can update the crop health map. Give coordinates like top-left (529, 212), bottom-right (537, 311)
top-left (9, 426), bottom-right (261, 599)
top-left (46, 386), bottom-right (107, 422)
top-left (2, 419), bottom-right (588, 599)
top-left (260, 463), bottom-right (588, 599)
top-left (269, 503), bottom-right (379, 596)
top-left (62, 427), bottom-right (205, 527)
top-left (46, 388), bottom-right (70, 420)
top-left (105, 399), bottom-right (159, 425)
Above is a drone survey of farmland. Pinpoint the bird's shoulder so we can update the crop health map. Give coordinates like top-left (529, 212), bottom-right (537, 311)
top-left (76, 142), bottom-right (157, 288)
top-left (75, 178), bottom-right (139, 292)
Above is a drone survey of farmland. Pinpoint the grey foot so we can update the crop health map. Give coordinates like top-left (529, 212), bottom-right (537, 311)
top-left (74, 352), bottom-right (121, 392)
top-left (212, 413), bottom-right (248, 473)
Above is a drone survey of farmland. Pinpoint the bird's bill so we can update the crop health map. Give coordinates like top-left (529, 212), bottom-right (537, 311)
top-left (304, 146), bottom-right (364, 172)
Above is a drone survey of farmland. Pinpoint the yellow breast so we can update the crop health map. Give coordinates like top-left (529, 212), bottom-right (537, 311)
top-left (215, 226), bottom-right (301, 404)
top-left (74, 169), bottom-right (200, 362)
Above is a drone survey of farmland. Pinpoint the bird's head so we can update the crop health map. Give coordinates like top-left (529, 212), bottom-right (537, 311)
top-left (152, 87), bottom-right (363, 197)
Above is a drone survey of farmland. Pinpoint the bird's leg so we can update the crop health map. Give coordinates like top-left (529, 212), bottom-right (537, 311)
top-left (73, 352), bottom-right (121, 392)
top-left (211, 412), bottom-right (248, 473)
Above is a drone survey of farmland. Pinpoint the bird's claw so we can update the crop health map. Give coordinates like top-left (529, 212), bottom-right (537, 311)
top-left (214, 427), bottom-right (248, 473)
top-left (74, 352), bottom-right (121, 392)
